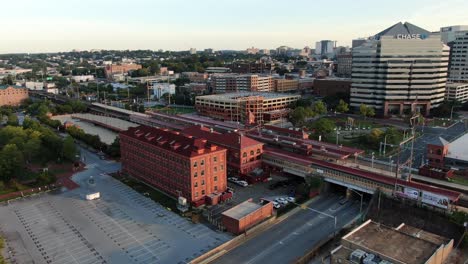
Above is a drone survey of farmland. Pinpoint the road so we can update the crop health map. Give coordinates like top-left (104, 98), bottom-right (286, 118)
top-left (392, 121), bottom-right (466, 168)
top-left (213, 195), bottom-right (360, 264)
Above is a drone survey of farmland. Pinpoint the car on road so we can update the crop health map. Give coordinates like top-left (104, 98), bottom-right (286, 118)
top-left (286, 197), bottom-right (295, 203)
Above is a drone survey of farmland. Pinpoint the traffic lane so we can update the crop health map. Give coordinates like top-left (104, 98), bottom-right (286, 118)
top-left (244, 201), bottom-right (360, 264)
top-left (213, 195), bottom-right (343, 264)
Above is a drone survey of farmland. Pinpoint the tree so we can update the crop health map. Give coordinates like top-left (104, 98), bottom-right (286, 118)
top-left (0, 144), bottom-right (24, 182)
top-left (384, 127), bottom-right (401, 145)
top-left (336, 99), bottom-right (349, 113)
top-left (313, 101), bottom-right (327, 115)
top-left (310, 118), bottom-right (335, 136)
top-left (6, 114), bottom-right (18, 126)
top-left (62, 136), bottom-right (77, 161)
top-left (360, 104), bottom-right (375, 119)
top-left (290, 107), bottom-right (308, 127)
top-left (23, 138), bottom-right (41, 162)
top-left (367, 128), bottom-right (384, 146)
top-left (106, 137), bottom-right (121, 158)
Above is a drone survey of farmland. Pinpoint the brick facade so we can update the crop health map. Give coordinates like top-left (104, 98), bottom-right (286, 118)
top-left (0, 85), bottom-right (29, 106)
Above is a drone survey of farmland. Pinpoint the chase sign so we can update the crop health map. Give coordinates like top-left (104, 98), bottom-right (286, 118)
top-left (395, 33), bottom-right (428, 40)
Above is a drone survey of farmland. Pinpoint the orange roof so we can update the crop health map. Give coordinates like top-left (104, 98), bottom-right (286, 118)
top-left (182, 125), bottom-right (263, 150)
top-left (120, 125), bottom-right (225, 158)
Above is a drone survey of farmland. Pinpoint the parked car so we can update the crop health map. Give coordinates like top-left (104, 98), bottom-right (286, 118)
top-left (228, 177), bottom-right (238, 183)
top-left (272, 201), bottom-right (281, 209)
top-left (236, 180), bottom-right (248, 187)
top-left (280, 200), bottom-right (289, 205)
top-left (286, 197), bottom-right (295, 203)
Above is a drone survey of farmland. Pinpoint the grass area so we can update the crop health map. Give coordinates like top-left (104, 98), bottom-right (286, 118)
top-left (326, 117), bottom-right (383, 129)
top-left (429, 118), bottom-right (456, 127)
top-left (150, 106), bottom-right (195, 115)
top-left (450, 176), bottom-right (468, 186)
top-left (0, 236), bottom-right (6, 264)
top-left (117, 176), bottom-right (178, 212)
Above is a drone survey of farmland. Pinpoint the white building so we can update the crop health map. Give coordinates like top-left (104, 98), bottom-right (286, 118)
top-left (72, 75), bottom-right (95, 83)
top-left (151, 83), bottom-right (175, 99)
top-left (189, 48), bottom-right (197, 55)
top-left (25, 81), bottom-right (45, 90)
top-left (448, 31), bottom-right (468, 82)
top-left (446, 82), bottom-right (468, 103)
top-left (350, 22), bottom-right (449, 116)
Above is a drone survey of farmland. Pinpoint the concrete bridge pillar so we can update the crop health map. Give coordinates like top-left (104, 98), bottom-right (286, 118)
top-left (346, 188), bottom-right (353, 199)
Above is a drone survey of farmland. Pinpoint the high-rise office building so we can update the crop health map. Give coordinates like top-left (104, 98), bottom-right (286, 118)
top-left (448, 31), bottom-right (468, 82)
top-left (440, 25), bottom-right (468, 44)
top-left (350, 22), bottom-right (449, 116)
top-left (315, 40), bottom-right (335, 55)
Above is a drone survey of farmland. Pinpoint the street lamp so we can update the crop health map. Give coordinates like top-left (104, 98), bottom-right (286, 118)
top-left (348, 188), bottom-right (363, 215)
top-left (336, 129), bottom-right (340, 145)
top-left (371, 152), bottom-right (375, 168)
top-left (389, 156), bottom-right (394, 173)
top-left (383, 135), bottom-right (388, 156)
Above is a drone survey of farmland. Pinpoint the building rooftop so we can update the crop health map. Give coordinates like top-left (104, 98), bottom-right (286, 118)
top-left (374, 22), bottom-right (431, 39)
top-left (397, 224), bottom-right (450, 246)
top-left (0, 85), bottom-right (26, 90)
top-left (446, 133), bottom-right (468, 162)
top-left (120, 125), bottom-right (226, 158)
top-left (182, 125), bottom-right (263, 150)
top-left (196, 92), bottom-right (300, 101)
top-left (428, 136), bottom-right (449, 147)
top-left (221, 200), bottom-right (264, 220)
top-left (343, 220), bottom-right (441, 264)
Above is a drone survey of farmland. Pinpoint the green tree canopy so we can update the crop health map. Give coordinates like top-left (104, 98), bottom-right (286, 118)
top-left (313, 101), bottom-right (327, 115)
top-left (336, 99), bottom-right (349, 113)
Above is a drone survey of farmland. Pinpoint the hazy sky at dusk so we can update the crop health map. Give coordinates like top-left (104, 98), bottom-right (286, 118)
top-left (1, 0), bottom-right (468, 53)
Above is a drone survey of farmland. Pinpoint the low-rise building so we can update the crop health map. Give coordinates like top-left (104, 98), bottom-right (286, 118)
top-left (195, 92), bottom-right (300, 125)
top-left (150, 83), bottom-right (176, 99)
top-left (120, 126), bottom-right (228, 205)
top-left (331, 220), bottom-right (453, 264)
top-left (182, 125), bottom-right (264, 175)
top-left (0, 85), bottom-right (28, 106)
top-left (445, 82), bottom-right (468, 103)
top-left (105, 63), bottom-right (142, 79)
top-left (72, 75), bottom-right (95, 83)
top-left (211, 74), bottom-right (273, 93)
top-left (221, 199), bottom-right (273, 234)
top-left (181, 72), bottom-right (209, 83)
top-left (273, 78), bottom-right (299, 92)
top-left (314, 78), bottom-right (351, 97)
top-left (183, 83), bottom-right (208, 95)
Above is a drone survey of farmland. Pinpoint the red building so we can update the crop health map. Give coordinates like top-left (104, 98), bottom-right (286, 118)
top-left (120, 126), bottom-right (227, 205)
top-left (0, 85), bottom-right (29, 106)
top-left (221, 199), bottom-right (273, 234)
top-left (182, 125), bottom-right (263, 176)
top-left (427, 137), bottom-right (449, 168)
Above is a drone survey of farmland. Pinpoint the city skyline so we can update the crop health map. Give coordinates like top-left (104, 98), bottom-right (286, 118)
top-left (1, 0), bottom-right (468, 54)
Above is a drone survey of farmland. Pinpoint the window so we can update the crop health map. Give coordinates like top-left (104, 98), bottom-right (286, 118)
top-left (194, 172), bottom-right (198, 178)
top-left (214, 176), bottom-right (217, 181)
top-left (194, 182), bottom-right (198, 187)
top-left (201, 179), bottom-right (205, 185)
top-left (201, 190), bottom-right (205, 195)
top-left (195, 192), bottom-right (198, 197)
top-left (257, 149), bottom-right (261, 154)
top-left (213, 156), bottom-right (217, 162)
top-left (250, 150), bottom-right (254, 156)
top-left (243, 152), bottom-right (247, 158)
top-left (214, 167), bottom-right (217, 172)
top-left (201, 159), bottom-right (205, 166)
top-left (201, 170), bottom-right (205, 176)
top-left (194, 161), bottom-right (198, 168)
top-left (214, 186), bottom-right (218, 191)
top-left (221, 165), bottom-right (224, 171)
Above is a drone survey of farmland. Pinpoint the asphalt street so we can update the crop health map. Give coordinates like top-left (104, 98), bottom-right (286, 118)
top-left (213, 194), bottom-right (360, 264)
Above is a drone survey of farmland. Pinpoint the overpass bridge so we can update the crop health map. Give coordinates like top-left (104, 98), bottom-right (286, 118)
top-left (262, 147), bottom-right (461, 210)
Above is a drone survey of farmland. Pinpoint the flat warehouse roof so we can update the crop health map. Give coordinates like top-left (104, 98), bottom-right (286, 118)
top-left (446, 133), bottom-right (468, 162)
top-left (222, 200), bottom-right (263, 220)
top-left (344, 221), bottom-right (440, 264)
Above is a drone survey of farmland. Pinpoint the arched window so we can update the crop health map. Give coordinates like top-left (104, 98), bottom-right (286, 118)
top-left (250, 150), bottom-right (254, 156)
top-left (257, 149), bottom-right (261, 154)
top-left (243, 152), bottom-right (247, 158)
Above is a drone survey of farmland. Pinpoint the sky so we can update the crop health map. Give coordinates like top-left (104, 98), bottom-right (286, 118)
top-left (1, 0), bottom-right (468, 54)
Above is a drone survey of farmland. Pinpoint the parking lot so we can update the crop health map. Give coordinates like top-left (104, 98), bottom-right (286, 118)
top-left (0, 172), bottom-right (231, 264)
top-left (205, 174), bottom-right (297, 229)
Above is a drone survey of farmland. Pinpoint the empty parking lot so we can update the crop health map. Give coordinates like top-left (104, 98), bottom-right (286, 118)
top-left (0, 173), bottom-right (231, 264)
